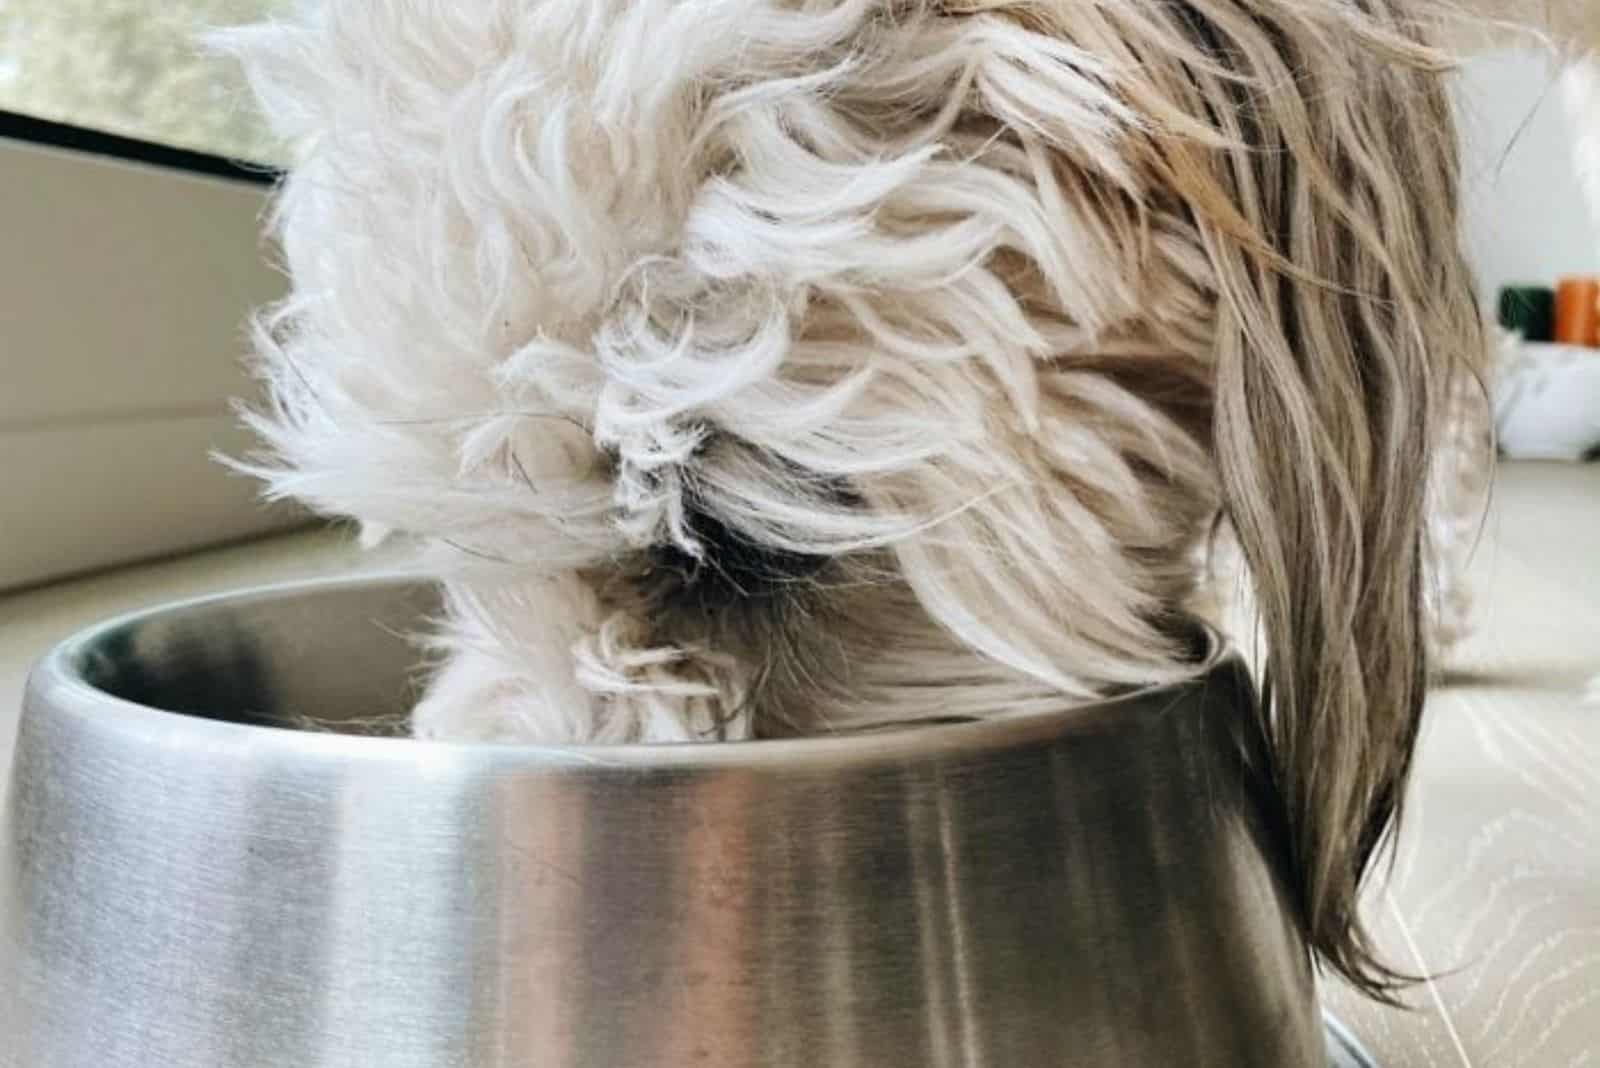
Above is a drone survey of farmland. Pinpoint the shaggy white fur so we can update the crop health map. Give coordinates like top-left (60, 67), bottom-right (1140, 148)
top-left (225, 0), bottom-right (1233, 744)
top-left (221, 0), bottom-right (1504, 994)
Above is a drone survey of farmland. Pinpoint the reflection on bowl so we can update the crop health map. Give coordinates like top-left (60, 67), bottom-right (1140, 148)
top-left (1, 576), bottom-right (1333, 1067)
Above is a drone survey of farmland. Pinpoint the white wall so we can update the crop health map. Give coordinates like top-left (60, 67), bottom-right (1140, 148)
top-left (0, 138), bottom-right (301, 592)
top-left (1453, 47), bottom-right (1600, 305)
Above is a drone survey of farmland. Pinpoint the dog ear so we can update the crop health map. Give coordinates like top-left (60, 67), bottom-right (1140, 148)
top-left (1161, 0), bottom-right (1484, 997)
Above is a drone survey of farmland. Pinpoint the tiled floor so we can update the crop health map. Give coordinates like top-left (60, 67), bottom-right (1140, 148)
top-left (1, 463), bottom-right (1596, 1065)
top-left (1322, 463), bottom-right (1600, 1066)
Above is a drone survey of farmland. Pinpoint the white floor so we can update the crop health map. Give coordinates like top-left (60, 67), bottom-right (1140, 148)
top-left (1325, 462), bottom-right (1600, 1066)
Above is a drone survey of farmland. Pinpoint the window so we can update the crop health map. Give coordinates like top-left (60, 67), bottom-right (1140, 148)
top-left (0, 0), bottom-right (286, 163)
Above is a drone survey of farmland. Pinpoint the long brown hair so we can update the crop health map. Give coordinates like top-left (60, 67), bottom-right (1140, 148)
top-left (1134, 0), bottom-right (1484, 995)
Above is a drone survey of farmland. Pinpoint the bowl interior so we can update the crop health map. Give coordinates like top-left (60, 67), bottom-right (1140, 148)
top-left (58, 576), bottom-right (1219, 745)
top-left (69, 578), bottom-right (438, 735)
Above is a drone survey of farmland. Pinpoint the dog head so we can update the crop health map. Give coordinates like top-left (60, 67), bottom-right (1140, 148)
top-left (225, 0), bottom-right (1485, 997)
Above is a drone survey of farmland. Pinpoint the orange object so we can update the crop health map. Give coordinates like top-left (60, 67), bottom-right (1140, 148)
top-left (1553, 277), bottom-right (1600, 347)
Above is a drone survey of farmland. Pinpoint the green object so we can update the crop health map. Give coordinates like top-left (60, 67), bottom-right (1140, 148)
top-left (1498, 285), bottom-right (1555, 341)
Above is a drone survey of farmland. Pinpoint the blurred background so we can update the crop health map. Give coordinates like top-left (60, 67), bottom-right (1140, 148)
top-left (0, 0), bottom-right (285, 162)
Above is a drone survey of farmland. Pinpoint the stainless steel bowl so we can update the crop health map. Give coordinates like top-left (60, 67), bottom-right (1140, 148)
top-left (1, 576), bottom-right (1344, 1067)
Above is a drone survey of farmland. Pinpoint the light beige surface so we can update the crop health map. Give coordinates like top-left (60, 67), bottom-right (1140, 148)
top-left (0, 135), bottom-right (295, 591)
top-left (1323, 461), bottom-right (1600, 1067)
top-left (0, 463), bottom-right (1596, 1065)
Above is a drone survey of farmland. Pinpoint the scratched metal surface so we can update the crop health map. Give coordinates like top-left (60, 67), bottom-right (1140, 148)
top-left (2, 576), bottom-right (1324, 1067)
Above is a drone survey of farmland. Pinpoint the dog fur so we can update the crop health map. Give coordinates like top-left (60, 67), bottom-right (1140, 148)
top-left (220, 0), bottom-right (1522, 996)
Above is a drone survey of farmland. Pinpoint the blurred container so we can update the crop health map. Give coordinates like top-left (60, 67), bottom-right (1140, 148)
top-left (1497, 285), bottom-right (1555, 341)
top-left (1553, 277), bottom-right (1600, 347)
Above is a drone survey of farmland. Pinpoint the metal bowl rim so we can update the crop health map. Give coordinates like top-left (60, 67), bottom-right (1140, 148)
top-left (24, 573), bottom-right (1239, 772)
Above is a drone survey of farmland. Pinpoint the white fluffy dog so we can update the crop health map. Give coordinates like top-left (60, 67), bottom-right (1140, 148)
top-left (222, 0), bottom-right (1550, 996)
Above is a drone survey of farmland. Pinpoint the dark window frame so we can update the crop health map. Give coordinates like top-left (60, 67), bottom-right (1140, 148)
top-left (0, 108), bottom-right (277, 186)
